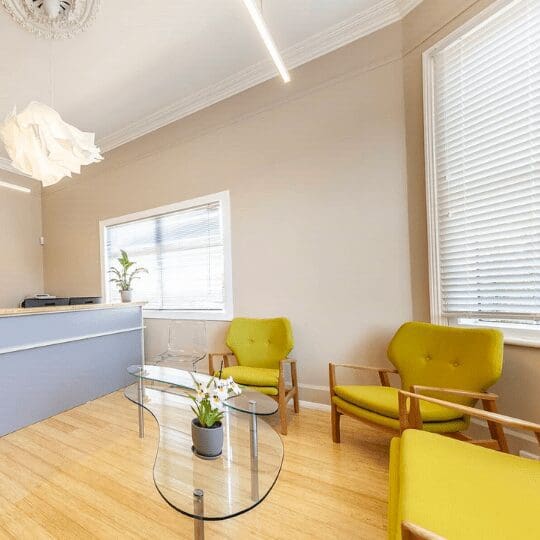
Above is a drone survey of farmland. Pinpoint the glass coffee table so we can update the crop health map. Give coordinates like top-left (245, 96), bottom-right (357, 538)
top-left (125, 365), bottom-right (283, 539)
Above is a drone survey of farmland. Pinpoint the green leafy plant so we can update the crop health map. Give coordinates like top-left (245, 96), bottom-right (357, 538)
top-left (108, 249), bottom-right (147, 292)
top-left (190, 394), bottom-right (225, 428)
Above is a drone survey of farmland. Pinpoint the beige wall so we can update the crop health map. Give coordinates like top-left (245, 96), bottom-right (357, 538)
top-left (40, 1), bottom-right (540, 445)
top-left (42, 23), bottom-right (412, 402)
top-left (0, 173), bottom-right (43, 307)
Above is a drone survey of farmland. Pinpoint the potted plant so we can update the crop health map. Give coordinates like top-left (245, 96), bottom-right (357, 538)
top-left (189, 374), bottom-right (241, 459)
top-left (108, 249), bottom-right (147, 302)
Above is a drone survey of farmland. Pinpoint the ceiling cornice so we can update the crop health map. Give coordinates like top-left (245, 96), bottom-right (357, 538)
top-left (99, 0), bottom-right (422, 153)
top-left (0, 0), bottom-right (423, 174)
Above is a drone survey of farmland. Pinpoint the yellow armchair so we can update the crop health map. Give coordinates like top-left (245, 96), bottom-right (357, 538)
top-left (209, 317), bottom-right (299, 435)
top-left (329, 321), bottom-right (507, 451)
top-left (390, 390), bottom-right (540, 539)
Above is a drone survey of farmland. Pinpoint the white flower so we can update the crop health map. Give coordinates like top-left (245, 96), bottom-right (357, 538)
top-left (218, 386), bottom-right (229, 401)
top-left (190, 372), bottom-right (204, 394)
top-left (230, 381), bottom-right (242, 396)
top-left (209, 391), bottom-right (224, 411)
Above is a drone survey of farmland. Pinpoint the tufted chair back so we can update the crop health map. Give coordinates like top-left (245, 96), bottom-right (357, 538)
top-left (226, 317), bottom-right (294, 369)
top-left (387, 322), bottom-right (503, 405)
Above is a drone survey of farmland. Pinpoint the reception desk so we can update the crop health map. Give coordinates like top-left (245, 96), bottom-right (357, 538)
top-left (0, 302), bottom-right (144, 436)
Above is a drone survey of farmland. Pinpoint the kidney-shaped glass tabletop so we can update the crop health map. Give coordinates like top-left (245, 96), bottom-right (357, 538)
top-left (127, 364), bottom-right (279, 415)
top-left (125, 385), bottom-right (283, 521)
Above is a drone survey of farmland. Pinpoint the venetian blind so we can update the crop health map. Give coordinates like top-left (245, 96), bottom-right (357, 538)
top-left (105, 202), bottom-right (225, 311)
top-left (431, 0), bottom-right (540, 319)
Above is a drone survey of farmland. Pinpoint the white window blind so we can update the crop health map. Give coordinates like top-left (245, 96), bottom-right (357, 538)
top-left (426, 0), bottom-right (540, 321)
top-left (104, 199), bottom-right (228, 315)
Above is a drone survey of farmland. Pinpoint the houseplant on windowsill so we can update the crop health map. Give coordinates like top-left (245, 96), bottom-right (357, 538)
top-left (189, 373), bottom-right (241, 459)
top-left (108, 249), bottom-right (147, 302)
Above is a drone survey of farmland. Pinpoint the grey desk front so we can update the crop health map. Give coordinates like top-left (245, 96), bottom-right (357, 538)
top-left (0, 303), bottom-right (144, 436)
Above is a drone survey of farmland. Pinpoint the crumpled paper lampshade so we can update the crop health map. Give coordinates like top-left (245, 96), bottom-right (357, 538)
top-left (0, 101), bottom-right (103, 186)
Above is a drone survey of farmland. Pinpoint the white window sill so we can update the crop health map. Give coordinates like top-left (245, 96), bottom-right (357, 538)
top-left (501, 334), bottom-right (540, 349)
top-left (143, 309), bottom-right (233, 322)
top-left (455, 320), bottom-right (540, 349)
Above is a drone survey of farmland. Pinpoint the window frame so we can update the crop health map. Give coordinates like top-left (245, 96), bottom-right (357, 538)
top-left (422, 0), bottom-right (540, 346)
top-left (99, 191), bottom-right (233, 321)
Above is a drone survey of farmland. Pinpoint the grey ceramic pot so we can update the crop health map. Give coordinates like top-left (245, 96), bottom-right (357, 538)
top-left (191, 419), bottom-right (223, 458)
top-left (120, 290), bottom-right (133, 302)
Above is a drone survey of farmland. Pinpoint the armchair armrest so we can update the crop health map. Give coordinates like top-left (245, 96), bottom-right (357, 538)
top-left (208, 352), bottom-right (235, 375)
top-left (329, 362), bottom-right (399, 389)
top-left (402, 522), bottom-right (446, 540)
top-left (409, 385), bottom-right (507, 450)
top-left (398, 390), bottom-right (540, 448)
top-left (411, 385), bottom-right (498, 401)
top-left (331, 363), bottom-right (398, 373)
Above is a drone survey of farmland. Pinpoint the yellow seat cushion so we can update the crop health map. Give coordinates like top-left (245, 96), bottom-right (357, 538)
top-left (217, 365), bottom-right (279, 388)
top-left (389, 429), bottom-right (540, 539)
top-left (332, 396), bottom-right (468, 434)
top-left (238, 385), bottom-right (278, 396)
top-left (334, 385), bottom-right (464, 422)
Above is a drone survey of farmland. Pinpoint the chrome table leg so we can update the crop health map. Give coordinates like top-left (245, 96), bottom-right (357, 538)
top-left (137, 375), bottom-right (144, 438)
top-left (193, 489), bottom-right (205, 540)
top-left (249, 400), bottom-right (259, 501)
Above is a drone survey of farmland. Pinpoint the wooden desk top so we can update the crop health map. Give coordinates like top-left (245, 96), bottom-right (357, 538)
top-left (0, 302), bottom-right (146, 318)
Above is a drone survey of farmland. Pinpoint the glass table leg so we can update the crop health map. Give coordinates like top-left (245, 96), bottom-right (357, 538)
top-left (138, 376), bottom-right (145, 438)
top-left (249, 400), bottom-right (259, 501)
top-left (193, 489), bottom-right (205, 540)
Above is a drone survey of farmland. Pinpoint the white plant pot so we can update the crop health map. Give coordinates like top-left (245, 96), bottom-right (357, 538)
top-left (120, 290), bottom-right (133, 303)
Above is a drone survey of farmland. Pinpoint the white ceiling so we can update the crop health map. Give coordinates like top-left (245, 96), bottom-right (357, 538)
top-left (0, 0), bottom-right (421, 172)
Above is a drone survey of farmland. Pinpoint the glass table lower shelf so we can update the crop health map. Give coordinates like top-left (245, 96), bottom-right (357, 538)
top-left (124, 370), bottom-right (283, 539)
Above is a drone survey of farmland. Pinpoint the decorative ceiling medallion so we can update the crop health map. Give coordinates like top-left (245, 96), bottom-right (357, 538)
top-left (1, 0), bottom-right (100, 39)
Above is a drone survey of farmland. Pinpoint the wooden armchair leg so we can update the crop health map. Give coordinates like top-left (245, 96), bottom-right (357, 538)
top-left (279, 393), bottom-right (288, 435)
top-left (278, 363), bottom-right (288, 435)
top-left (329, 363), bottom-right (340, 443)
top-left (482, 399), bottom-right (509, 453)
top-left (331, 403), bottom-right (341, 443)
top-left (291, 361), bottom-right (299, 414)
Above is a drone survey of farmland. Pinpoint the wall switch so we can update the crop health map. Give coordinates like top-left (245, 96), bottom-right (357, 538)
top-left (39, 236), bottom-right (45, 246)
top-left (519, 450), bottom-right (540, 461)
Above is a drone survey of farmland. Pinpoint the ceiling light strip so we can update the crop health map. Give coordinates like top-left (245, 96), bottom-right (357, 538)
top-left (242, 0), bottom-right (291, 83)
top-left (0, 180), bottom-right (31, 193)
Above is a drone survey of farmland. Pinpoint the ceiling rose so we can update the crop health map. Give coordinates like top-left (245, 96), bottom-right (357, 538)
top-left (1, 0), bottom-right (100, 39)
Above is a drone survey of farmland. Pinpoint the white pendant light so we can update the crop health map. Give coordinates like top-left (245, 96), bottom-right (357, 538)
top-left (242, 0), bottom-right (290, 83)
top-left (0, 102), bottom-right (103, 187)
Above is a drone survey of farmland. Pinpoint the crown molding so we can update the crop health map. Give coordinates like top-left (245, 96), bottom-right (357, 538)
top-left (0, 0), bottom-right (424, 173)
top-left (98, 0), bottom-right (423, 153)
top-left (399, 0), bottom-right (424, 17)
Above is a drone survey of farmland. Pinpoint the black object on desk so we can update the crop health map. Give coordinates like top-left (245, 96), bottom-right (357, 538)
top-left (21, 297), bottom-right (102, 308)
top-left (69, 297), bottom-right (102, 305)
top-left (22, 297), bottom-right (70, 308)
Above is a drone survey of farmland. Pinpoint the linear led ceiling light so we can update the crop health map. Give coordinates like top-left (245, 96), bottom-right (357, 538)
top-left (0, 179), bottom-right (31, 193)
top-left (242, 0), bottom-right (290, 83)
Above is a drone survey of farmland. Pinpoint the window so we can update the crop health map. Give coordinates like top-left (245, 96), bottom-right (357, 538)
top-left (424, 0), bottom-right (540, 344)
top-left (100, 191), bottom-right (233, 320)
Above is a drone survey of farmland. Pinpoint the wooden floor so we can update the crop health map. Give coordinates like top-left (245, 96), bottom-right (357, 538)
top-left (0, 391), bottom-right (391, 539)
